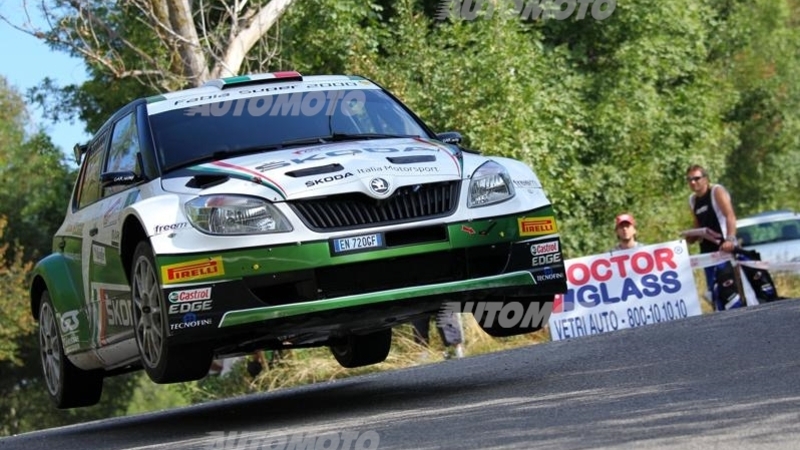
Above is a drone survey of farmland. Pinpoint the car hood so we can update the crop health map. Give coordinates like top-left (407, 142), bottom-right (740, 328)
top-left (160, 138), bottom-right (465, 201)
top-left (742, 240), bottom-right (800, 264)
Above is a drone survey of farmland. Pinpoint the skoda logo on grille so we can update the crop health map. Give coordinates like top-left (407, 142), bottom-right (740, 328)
top-left (369, 178), bottom-right (390, 194)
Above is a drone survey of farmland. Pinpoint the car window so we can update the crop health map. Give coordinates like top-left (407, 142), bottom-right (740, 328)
top-left (75, 132), bottom-right (109, 209)
top-left (104, 112), bottom-right (140, 196)
top-left (148, 89), bottom-right (430, 172)
top-left (739, 218), bottom-right (800, 245)
top-left (364, 99), bottom-right (424, 135)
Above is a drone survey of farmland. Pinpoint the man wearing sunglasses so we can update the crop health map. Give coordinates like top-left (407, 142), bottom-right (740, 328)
top-left (685, 164), bottom-right (738, 308)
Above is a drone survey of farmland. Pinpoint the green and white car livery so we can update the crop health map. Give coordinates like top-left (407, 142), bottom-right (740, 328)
top-left (30, 72), bottom-right (567, 409)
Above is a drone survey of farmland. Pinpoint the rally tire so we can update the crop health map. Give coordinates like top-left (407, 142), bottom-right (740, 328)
top-left (38, 291), bottom-right (104, 408)
top-left (330, 329), bottom-right (392, 368)
top-left (131, 241), bottom-right (212, 383)
top-left (476, 296), bottom-right (553, 338)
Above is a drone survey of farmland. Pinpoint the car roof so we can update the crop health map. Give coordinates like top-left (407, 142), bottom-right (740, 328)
top-left (144, 73), bottom-right (366, 105)
top-left (737, 210), bottom-right (799, 227)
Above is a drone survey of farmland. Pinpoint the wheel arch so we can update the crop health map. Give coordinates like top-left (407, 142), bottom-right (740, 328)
top-left (120, 214), bottom-right (148, 284)
top-left (29, 254), bottom-right (83, 321)
top-left (30, 274), bottom-right (48, 321)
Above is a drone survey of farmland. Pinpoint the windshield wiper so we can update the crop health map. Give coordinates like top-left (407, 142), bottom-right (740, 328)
top-left (280, 133), bottom-right (418, 147)
top-left (166, 144), bottom-right (285, 172)
top-left (331, 132), bottom-right (418, 141)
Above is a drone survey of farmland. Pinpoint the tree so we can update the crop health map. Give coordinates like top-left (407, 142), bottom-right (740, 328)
top-left (712, 0), bottom-right (800, 214)
top-left (5, 0), bottom-right (295, 86)
top-left (0, 217), bottom-right (35, 366)
top-left (3, 0), bottom-right (295, 132)
top-left (0, 78), bottom-right (139, 437)
top-left (549, 0), bottom-right (739, 250)
top-left (300, 0), bottom-right (732, 255)
top-left (0, 77), bottom-right (75, 261)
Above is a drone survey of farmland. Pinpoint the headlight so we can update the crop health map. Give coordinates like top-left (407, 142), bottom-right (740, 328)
top-left (184, 196), bottom-right (293, 235)
top-left (468, 161), bottom-right (515, 208)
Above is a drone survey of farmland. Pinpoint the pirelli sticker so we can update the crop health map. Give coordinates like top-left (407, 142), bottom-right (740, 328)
top-left (518, 216), bottom-right (558, 237)
top-left (161, 257), bottom-right (225, 284)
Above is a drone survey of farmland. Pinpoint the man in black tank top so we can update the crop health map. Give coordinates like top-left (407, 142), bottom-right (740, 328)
top-left (685, 164), bottom-right (738, 306)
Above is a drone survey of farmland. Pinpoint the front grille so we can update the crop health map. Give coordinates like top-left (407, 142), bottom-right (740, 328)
top-left (244, 244), bottom-right (512, 305)
top-left (289, 181), bottom-right (461, 231)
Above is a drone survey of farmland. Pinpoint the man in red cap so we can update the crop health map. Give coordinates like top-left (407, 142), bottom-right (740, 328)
top-left (612, 213), bottom-right (643, 251)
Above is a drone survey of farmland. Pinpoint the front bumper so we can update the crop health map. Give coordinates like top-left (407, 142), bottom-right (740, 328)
top-left (159, 209), bottom-right (567, 344)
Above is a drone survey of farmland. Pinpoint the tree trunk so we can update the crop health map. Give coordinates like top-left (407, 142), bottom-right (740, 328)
top-left (163, 0), bottom-right (210, 85)
top-left (210, 0), bottom-right (295, 80)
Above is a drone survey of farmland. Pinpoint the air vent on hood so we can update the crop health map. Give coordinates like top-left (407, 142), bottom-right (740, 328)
top-left (386, 155), bottom-right (436, 164)
top-left (285, 164), bottom-right (344, 178)
top-left (186, 174), bottom-right (230, 189)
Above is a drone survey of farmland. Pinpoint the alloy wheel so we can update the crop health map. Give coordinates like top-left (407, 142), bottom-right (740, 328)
top-left (39, 301), bottom-right (62, 397)
top-left (132, 254), bottom-right (164, 369)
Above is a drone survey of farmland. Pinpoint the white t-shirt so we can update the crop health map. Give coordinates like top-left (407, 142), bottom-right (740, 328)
top-left (611, 242), bottom-right (644, 251)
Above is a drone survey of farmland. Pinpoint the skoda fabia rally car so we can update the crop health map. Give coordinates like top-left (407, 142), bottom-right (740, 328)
top-left (31, 72), bottom-right (567, 408)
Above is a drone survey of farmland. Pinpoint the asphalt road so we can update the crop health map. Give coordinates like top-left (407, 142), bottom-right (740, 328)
top-left (3, 300), bottom-right (800, 450)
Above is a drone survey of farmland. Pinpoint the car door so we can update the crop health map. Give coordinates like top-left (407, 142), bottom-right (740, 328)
top-left (88, 110), bottom-right (144, 364)
top-left (55, 133), bottom-right (107, 354)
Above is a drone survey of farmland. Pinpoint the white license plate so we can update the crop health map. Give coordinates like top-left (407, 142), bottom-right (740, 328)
top-left (332, 233), bottom-right (383, 254)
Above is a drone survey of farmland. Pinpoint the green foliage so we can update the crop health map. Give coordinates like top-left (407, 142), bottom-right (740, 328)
top-left (279, 0), bottom-right (800, 254)
top-left (0, 217), bottom-right (35, 366)
top-left (713, 0), bottom-right (800, 214)
top-left (29, 75), bottom-right (157, 138)
top-left (279, 0), bottom-right (750, 255)
top-left (559, 0), bottom-right (740, 252)
top-left (280, 1), bottom-right (386, 74)
top-left (0, 77), bottom-right (138, 437)
top-left (0, 77), bottom-right (77, 261)
top-left (3, 0), bottom-right (800, 435)
top-left (27, 1), bottom-right (177, 132)
top-left (126, 373), bottom-right (190, 415)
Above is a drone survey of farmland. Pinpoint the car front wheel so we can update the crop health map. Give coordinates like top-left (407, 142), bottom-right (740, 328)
top-left (131, 241), bottom-right (212, 383)
top-left (38, 291), bottom-right (104, 408)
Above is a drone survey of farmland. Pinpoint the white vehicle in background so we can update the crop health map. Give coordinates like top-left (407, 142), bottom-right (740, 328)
top-left (736, 210), bottom-right (800, 263)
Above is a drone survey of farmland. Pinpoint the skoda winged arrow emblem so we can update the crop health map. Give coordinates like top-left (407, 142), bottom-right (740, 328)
top-left (369, 178), bottom-right (390, 194)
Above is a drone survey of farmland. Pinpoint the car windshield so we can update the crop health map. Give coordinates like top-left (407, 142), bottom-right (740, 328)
top-left (738, 218), bottom-right (800, 245)
top-left (148, 89), bottom-right (430, 172)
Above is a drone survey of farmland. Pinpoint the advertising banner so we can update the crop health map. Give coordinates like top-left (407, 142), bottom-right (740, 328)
top-left (549, 240), bottom-right (702, 341)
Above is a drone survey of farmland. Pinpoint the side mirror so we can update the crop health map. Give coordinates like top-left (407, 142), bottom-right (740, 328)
top-left (101, 171), bottom-right (142, 188)
top-left (436, 131), bottom-right (463, 145)
top-left (73, 143), bottom-right (88, 165)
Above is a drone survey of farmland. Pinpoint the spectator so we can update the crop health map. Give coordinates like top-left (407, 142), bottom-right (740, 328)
top-left (685, 164), bottom-right (738, 307)
top-left (411, 310), bottom-right (465, 360)
top-left (612, 213), bottom-right (644, 251)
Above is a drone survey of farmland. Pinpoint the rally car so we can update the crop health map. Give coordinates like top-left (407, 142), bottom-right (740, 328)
top-left (30, 71), bottom-right (567, 408)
